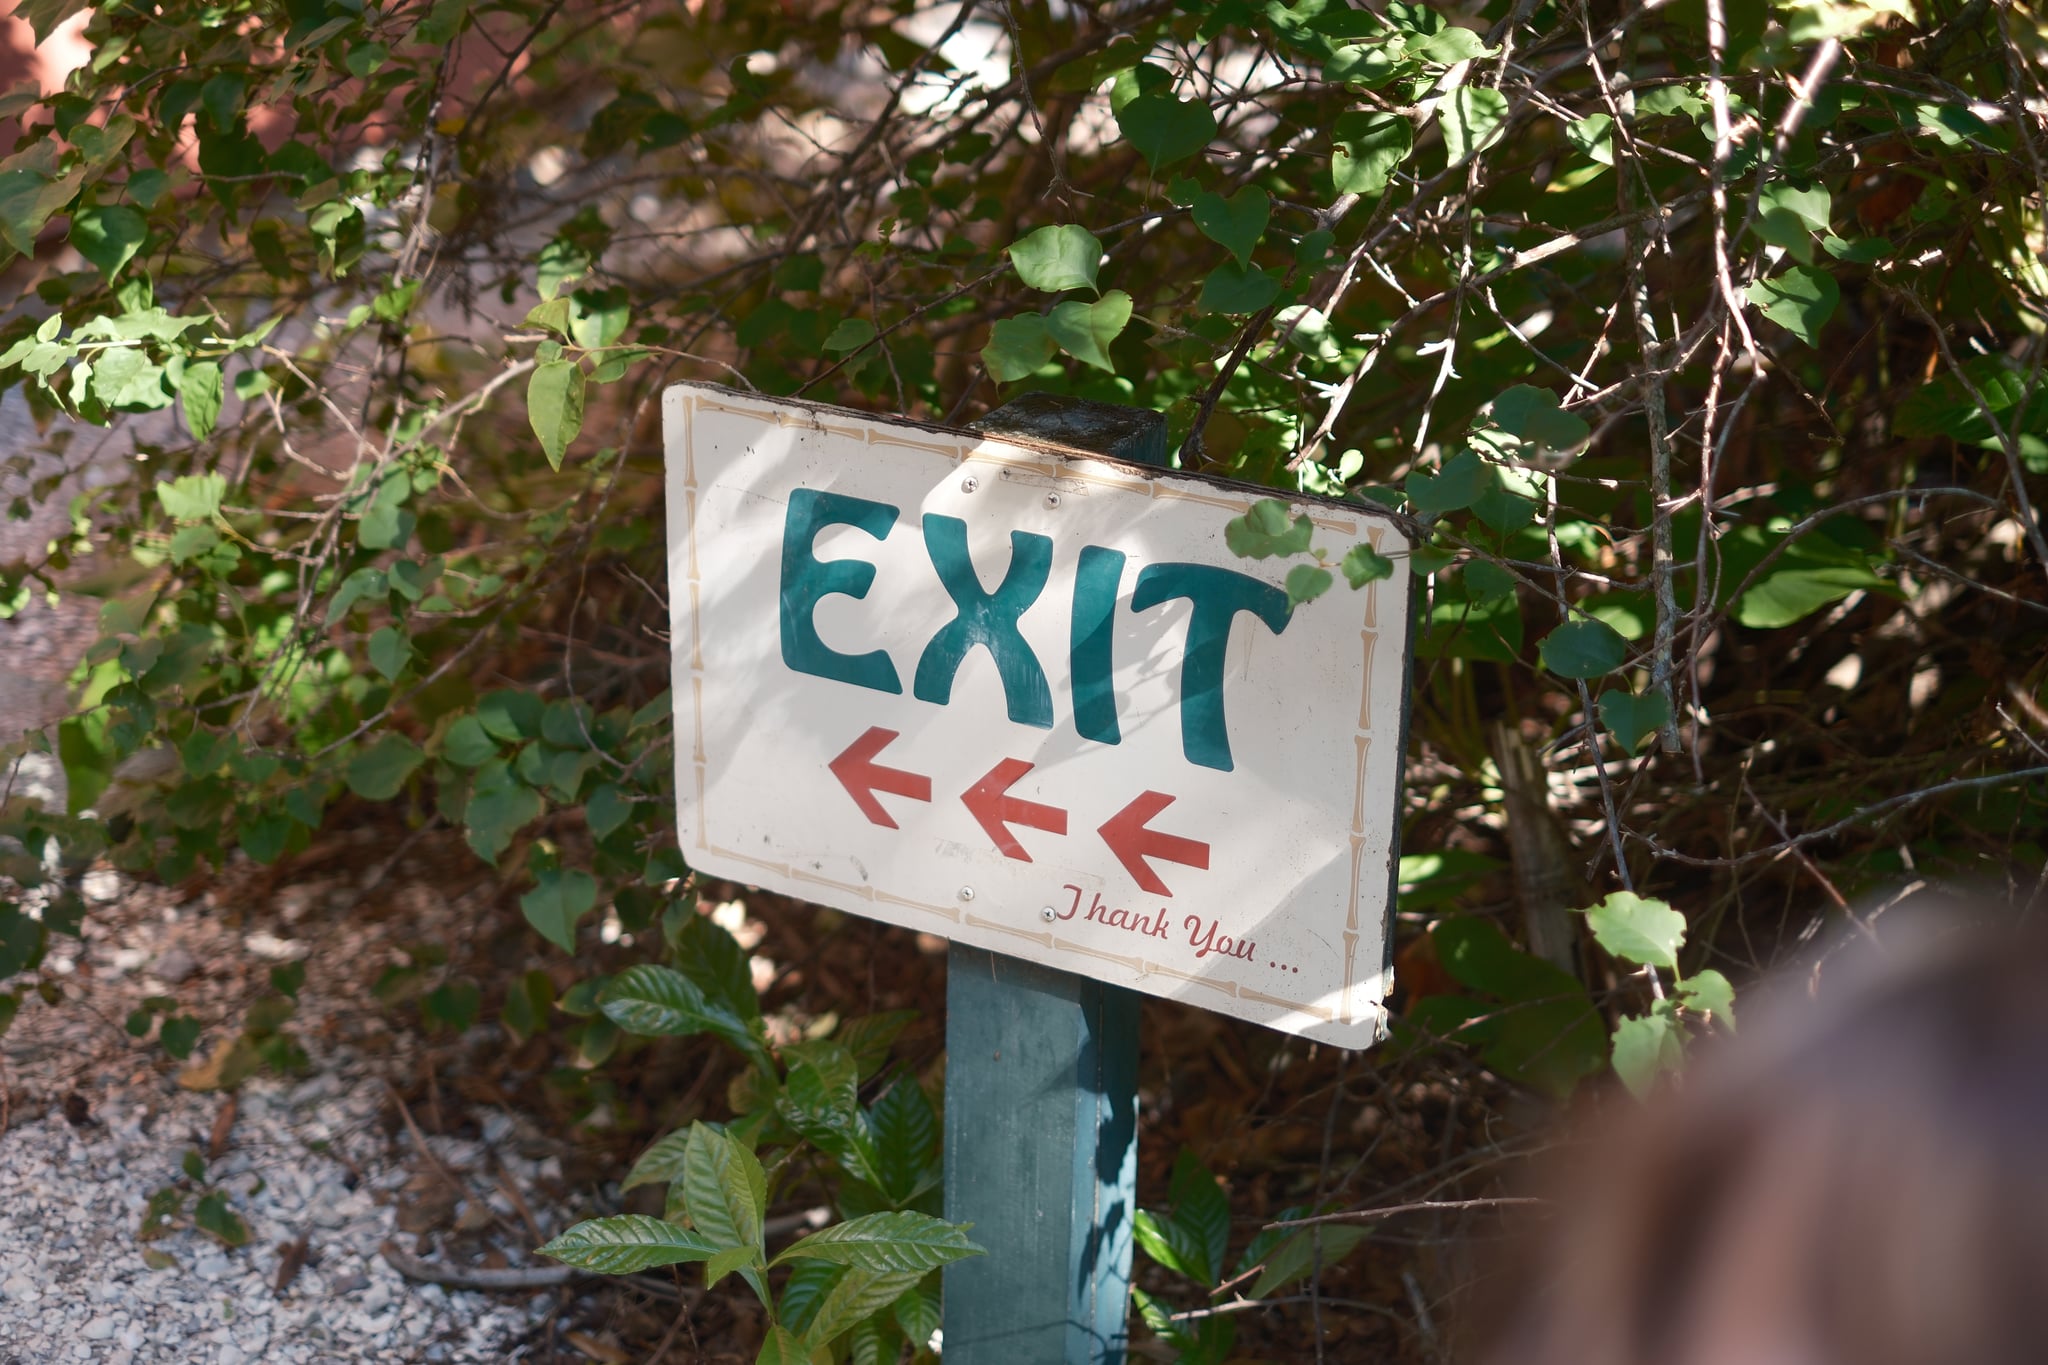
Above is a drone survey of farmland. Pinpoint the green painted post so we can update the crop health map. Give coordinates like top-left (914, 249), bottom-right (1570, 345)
top-left (941, 393), bottom-right (1166, 1365)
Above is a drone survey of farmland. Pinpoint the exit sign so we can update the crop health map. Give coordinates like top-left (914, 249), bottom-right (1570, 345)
top-left (664, 383), bottom-right (1412, 1047)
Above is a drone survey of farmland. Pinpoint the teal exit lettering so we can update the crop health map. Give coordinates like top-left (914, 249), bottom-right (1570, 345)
top-left (1131, 563), bottom-right (1292, 772)
top-left (777, 503), bottom-right (1294, 768)
top-left (914, 515), bottom-right (1054, 728)
top-left (1069, 546), bottom-right (1125, 745)
top-left (779, 489), bottom-right (902, 695)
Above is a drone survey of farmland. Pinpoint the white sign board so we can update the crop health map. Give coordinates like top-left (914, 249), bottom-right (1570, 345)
top-left (664, 383), bottom-right (1412, 1047)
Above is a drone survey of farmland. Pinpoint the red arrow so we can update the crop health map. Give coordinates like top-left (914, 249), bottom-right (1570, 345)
top-left (1098, 790), bottom-right (1209, 897)
top-left (828, 727), bottom-right (931, 829)
top-left (961, 758), bottom-right (1068, 861)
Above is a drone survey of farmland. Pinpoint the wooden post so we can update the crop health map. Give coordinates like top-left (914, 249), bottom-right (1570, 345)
top-left (941, 393), bottom-right (1166, 1365)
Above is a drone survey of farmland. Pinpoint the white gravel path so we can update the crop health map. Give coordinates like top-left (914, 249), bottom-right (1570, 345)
top-left (0, 1065), bottom-right (549, 1363)
top-left (0, 855), bottom-right (594, 1364)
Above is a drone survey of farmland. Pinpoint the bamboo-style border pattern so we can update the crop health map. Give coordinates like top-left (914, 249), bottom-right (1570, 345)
top-left (671, 385), bottom-right (1401, 1036)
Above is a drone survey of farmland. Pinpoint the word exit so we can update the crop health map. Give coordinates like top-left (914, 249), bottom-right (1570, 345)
top-left (782, 490), bottom-right (1292, 773)
top-left (667, 382), bottom-right (1413, 1046)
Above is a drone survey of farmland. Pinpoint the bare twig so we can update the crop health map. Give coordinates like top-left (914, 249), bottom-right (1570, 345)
top-left (380, 1241), bottom-right (575, 1290)
top-left (1266, 1196), bottom-right (1546, 1230)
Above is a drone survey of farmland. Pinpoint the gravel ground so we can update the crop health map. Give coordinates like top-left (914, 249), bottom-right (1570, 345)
top-left (0, 1070), bottom-right (546, 1363)
top-left (0, 861), bottom-right (580, 1364)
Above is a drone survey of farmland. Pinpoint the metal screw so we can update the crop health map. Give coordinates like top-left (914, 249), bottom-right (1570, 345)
top-left (1039, 906), bottom-right (1057, 922)
top-left (959, 886), bottom-right (975, 902)
top-left (960, 474), bottom-right (979, 493)
top-left (1044, 492), bottom-right (1061, 509)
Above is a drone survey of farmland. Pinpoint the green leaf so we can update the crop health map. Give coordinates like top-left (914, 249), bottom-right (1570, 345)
top-left (803, 1266), bottom-right (928, 1350)
top-left (1341, 544), bottom-right (1395, 588)
top-left (1044, 290), bottom-right (1132, 371)
top-left (598, 964), bottom-right (755, 1055)
top-left (568, 286), bottom-right (629, 349)
top-left (0, 166), bottom-right (79, 256)
top-left (1284, 563), bottom-right (1333, 606)
top-left (891, 1282), bottom-right (941, 1353)
top-left (982, 313), bottom-right (1056, 382)
top-left (1735, 564), bottom-right (1884, 628)
top-left (1115, 91), bottom-right (1217, 170)
top-left (127, 169), bottom-right (170, 210)
top-left (668, 910), bottom-right (763, 1023)
top-left (1463, 560), bottom-right (1516, 604)
top-left (1678, 969), bottom-right (1736, 1028)
top-left (1168, 1148), bottom-right (1229, 1286)
top-left (367, 626), bottom-right (410, 681)
top-left (527, 360), bottom-right (586, 469)
top-left (524, 296), bottom-right (572, 338)
top-left (585, 782), bottom-right (631, 839)
top-left (0, 907), bottom-right (45, 978)
top-left (167, 524), bottom-right (219, 567)
top-left (1331, 110), bottom-right (1412, 196)
top-left (477, 689), bottom-right (545, 741)
top-left (71, 204), bottom-right (147, 278)
top-left (1611, 1007), bottom-right (1685, 1097)
top-left (1191, 187), bottom-right (1268, 267)
top-left (1582, 891), bottom-right (1686, 971)
top-left (1009, 224), bottom-right (1102, 293)
top-left (344, 41), bottom-right (389, 77)
top-left (1821, 233), bottom-right (1891, 264)
top-left (1636, 83), bottom-right (1704, 117)
top-left (780, 1048), bottom-right (885, 1187)
top-left (1224, 499), bottom-right (1313, 559)
top-left (704, 1244), bottom-right (759, 1290)
top-left (679, 1122), bottom-right (767, 1259)
top-left (1405, 448), bottom-right (1488, 517)
top-left (345, 734), bottom-right (424, 801)
top-left (868, 1075), bottom-right (940, 1204)
top-left (1133, 1208), bottom-right (1207, 1283)
top-left (521, 867), bottom-right (597, 952)
top-left (1755, 183), bottom-right (1831, 262)
top-left (1441, 86), bottom-right (1509, 166)
top-left (159, 1015), bottom-right (201, 1059)
top-left (195, 1193), bottom-right (249, 1247)
top-left (179, 359), bottom-right (223, 440)
top-left (538, 1215), bottom-right (720, 1273)
top-left (1251, 1222), bottom-right (1370, 1298)
top-left (755, 1326), bottom-right (810, 1365)
top-left (1490, 385), bottom-right (1589, 454)
top-left (156, 473), bottom-right (226, 523)
top-left (1412, 24), bottom-right (1491, 62)
top-left (1597, 688), bottom-right (1669, 755)
top-left (463, 778), bottom-right (541, 864)
top-left (1539, 617), bottom-right (1627, 678)
top-left (823, 318), bottom-right (876, 353)
top-left (1197, 261), bottom-right (1279, 314)
top-left (442, 715), bottom-right (497, 768)
top-left (624, 1127), bottom-right (695, 1193)
top-left (773, 1211), bottom-right (983, 1273)
top-left (1744, 266), bottom-right (1838, 345)
top-left (1565, 113), bottom-right (1614, 166)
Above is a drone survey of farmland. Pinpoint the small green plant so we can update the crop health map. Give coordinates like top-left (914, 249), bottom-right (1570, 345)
top-left (136, 1147), bottom-right (253, 1266)
top-left (1402, 891), bottom-right (1734, 1099)
top-left (539, 1123), bottom-right (975, 1362)
top-left (535, 906), bottom-right (972, 1362)
top-left (1578, 891), bottom-right (1735, 1096)
top-left (1130, 1149), bottom-right (1372, 1364)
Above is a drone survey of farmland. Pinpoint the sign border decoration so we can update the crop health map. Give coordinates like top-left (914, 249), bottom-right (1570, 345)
top-left (665, 382), bottom-right (1414, 1046)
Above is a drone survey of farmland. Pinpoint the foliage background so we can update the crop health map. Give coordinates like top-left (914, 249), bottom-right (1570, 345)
top-left (3, 0), bottom-right (2047, 1356)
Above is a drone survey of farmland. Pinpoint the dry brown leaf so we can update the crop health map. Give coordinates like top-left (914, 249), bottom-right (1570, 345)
top-left (564, 1331), bottom-right (633, 1363)
top-left (208, 1095), bottom-right (237, 1160)
top-left (177, 1036), bottom-right (262, 1093)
